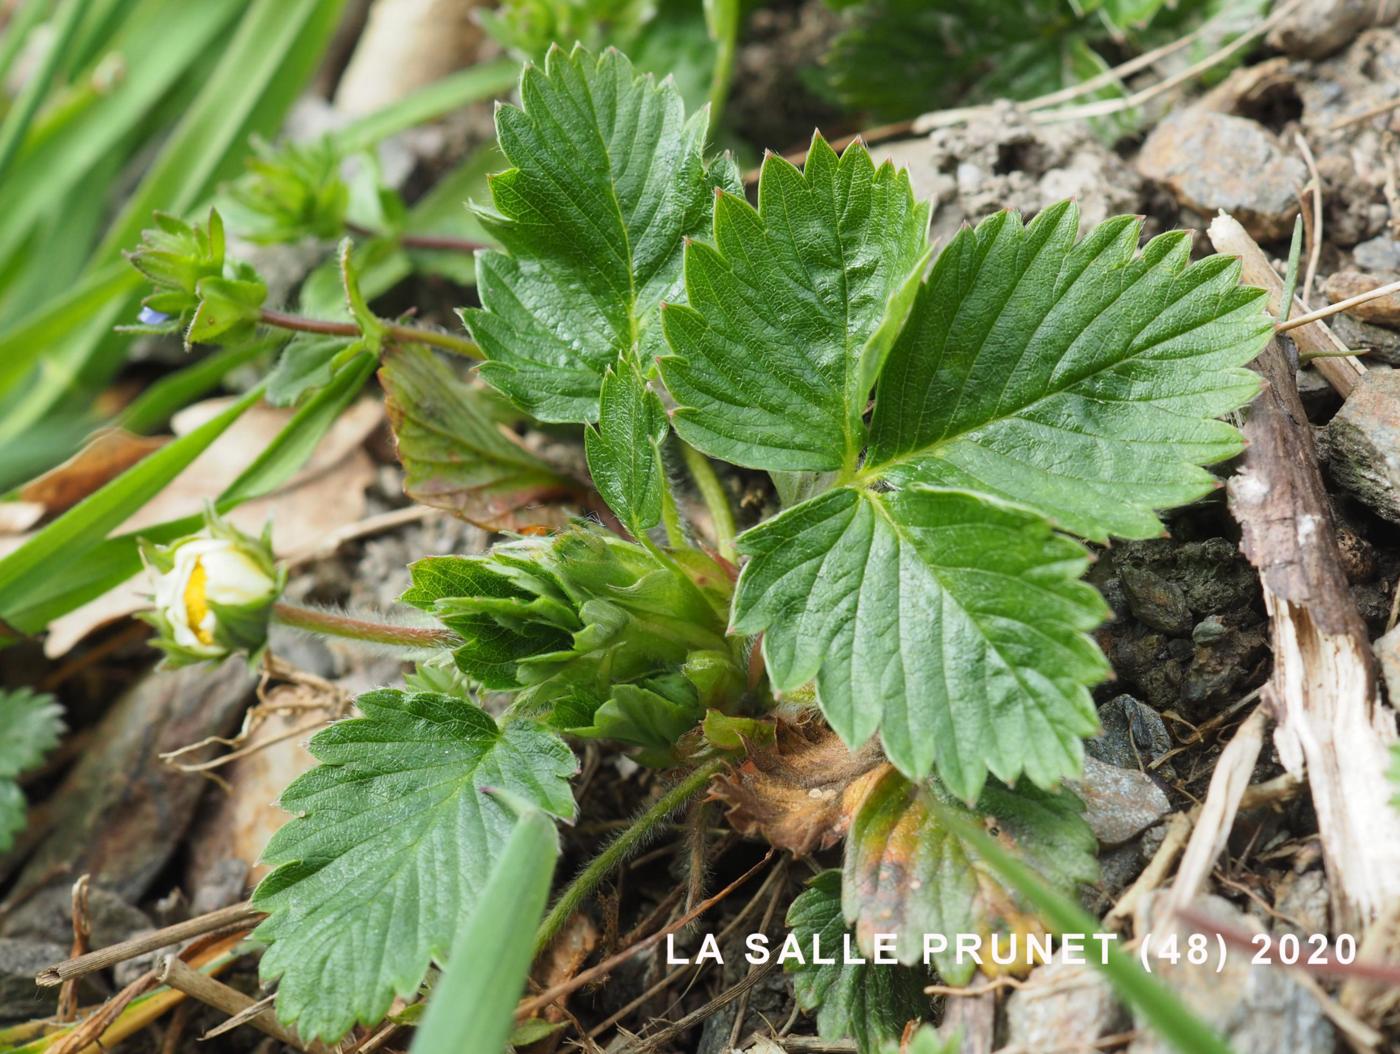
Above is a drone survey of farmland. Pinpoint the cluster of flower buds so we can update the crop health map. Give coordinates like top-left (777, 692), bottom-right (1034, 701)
top-left (140, 512), bottom-right (283, 666)
top-left (125, 208), bottom-right (267, 348)
top-left (223, 137), bottom-right (349, 244)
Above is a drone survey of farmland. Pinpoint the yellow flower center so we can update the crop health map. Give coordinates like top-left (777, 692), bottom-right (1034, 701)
top-left (183, 559), bottom-right (213, 645)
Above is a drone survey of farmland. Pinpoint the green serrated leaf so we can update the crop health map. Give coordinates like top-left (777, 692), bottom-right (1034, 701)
top-left (585, 362), bottom-right (670, 535)
top-left (380, 345), bottom-right (579, 530)
top-left (0, 688), bottom-right (65, 851)
top-left (409, 807), bottom-right (559, 1054)
top-left (661, 133), bottom-right (930, 473)
top-left (252, 689), bottom-right (577, 1043)
top-left (864, 202), bottom-right (1271, 541)
top-left (844, 766), bottom-right (1096, 985)
top-left (733, 484), bottom-right (1108, 799)
top-left (463, 44), bottom-right (730, 423)
top-left (786, 871), bottom-right (929, 1054)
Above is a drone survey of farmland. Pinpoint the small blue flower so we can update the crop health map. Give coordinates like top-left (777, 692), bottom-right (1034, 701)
top-left (138, 305), bottom-right (172, 326)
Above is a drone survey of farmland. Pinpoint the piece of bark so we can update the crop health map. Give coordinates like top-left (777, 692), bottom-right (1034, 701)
top-left (1, 661), bottom-right (256, 929)
top-left (1207, 213), bottom-right (1365, 397)
top-left (1210, 214), bottom-right (1400, 931)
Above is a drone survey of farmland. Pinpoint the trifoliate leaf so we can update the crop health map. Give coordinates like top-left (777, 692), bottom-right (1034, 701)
top-left (0, 688), bottom-right (64, 851)
top-left (661, 134), bottom-right (930, 472)
top-left (865, 203), bottom-right (1271, 541)
top-left (252, 689), bottom-right (577, 1043)
top-left (584, 362), bottom-right (669, 536)
top-left (464, 45), bottom-right (734, 423)
top-left (380, 345), bottom-right (581, 530)
top-left (732, 485), bottom-right (1108, 800)
top-left (786, 871), bottom-right (929, 1054)
top-left (844, 766), bottom-right (1097, 985)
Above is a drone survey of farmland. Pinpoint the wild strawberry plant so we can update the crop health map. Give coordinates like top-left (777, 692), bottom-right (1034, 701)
top-left (119, 43), bottom-right (1273, 1050)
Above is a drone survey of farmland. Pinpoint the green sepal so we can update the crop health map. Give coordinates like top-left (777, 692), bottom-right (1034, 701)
top-left (187, 273), bottom-right (268, 347)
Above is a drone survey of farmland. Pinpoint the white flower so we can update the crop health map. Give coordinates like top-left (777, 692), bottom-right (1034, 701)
top-left (152, 536), bottom-right (278, 657)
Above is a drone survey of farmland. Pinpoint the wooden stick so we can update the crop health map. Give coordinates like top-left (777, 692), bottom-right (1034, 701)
top-left (1211, 213), bottom-right (1364, 396)
top-left (1278, 276), bottom-right (1400, 335)
top-left (1210, 216), bottom-right (1400, 932)
top-left (38, 901), bottom-right (263, 986)
top-left (158, 955), bottom-right (321, 1052)
top-left (1160, 707), bottom-right (1267, 918)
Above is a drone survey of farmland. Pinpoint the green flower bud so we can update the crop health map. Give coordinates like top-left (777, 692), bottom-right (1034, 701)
top-left (224, 137), bottom-right (349, 244)
top-left (402, 525), bottom-right (765, 765)
top-left (124, 208), bottom-right (267, 348)
top-left (140, 514), bottom-right (283, 667)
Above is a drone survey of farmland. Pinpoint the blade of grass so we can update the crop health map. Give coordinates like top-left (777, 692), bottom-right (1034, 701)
top-left (0, 0), bottom-right (90, 180)
top-left (929, 800), bottom-right (1236, 1054)
top-left (0, 0), bottom-right (50, 86)
top-left (2, 351), bottom-right (376, 632)
top-left (0, 387), bottom-right (262, 609)
top-left (0, 0), bottom-right (348, 449)
top-left (330, 58), bottom-right (518, 155)
top-left (410, 807), bottom-right (559, 1054)
top-left (118, 337), bottom-right (282, 435)
top-left (0, 0), bottom-right (242, 276)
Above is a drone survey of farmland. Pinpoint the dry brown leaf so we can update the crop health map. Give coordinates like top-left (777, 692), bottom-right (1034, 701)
top-left (38, 398), bottom-right (383, 657)
top-left (19, 429), bottom-right (168, 517)
top-left (711, 720), bottom-right (887, 857)
top-left (184, 680), bottom-right (344, 892)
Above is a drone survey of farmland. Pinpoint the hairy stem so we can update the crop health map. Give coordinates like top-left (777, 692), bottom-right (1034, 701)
top-left (658, 471), bottom-right (688, 551)
top-left (271, 602), bottom-right (456, 649)
top-left (534, 758), bottom-right (727, 955)
top-left (681, 443), bottom-right (737, 562)
top-left (258, 308), bottom-right (479, 358)
top-left (345, 221), bottom-right (486, 255)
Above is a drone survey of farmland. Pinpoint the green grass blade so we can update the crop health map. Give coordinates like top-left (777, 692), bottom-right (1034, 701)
top-left (96, 0), bottom-right (348, 263)
top-left (0, 0), bottom-right (90, 180)
top-left (0, 0), bottom-right (240, 278)
top-left (0, 264), bottom-right (136, 399)
top-left (2, 351), bottom-right (375, 632)
top-left (409, 807), bottom-right (559, 1054)
top-left (118, 338), bottom-right (281, 434)
top-left (929, 800), bottom-right (1236, 1054)
top-left (0, 386), bottom-right (263, 614)
top-left (0, 0), bottom-right (50, 86)
top-left (0, 0), bottom-right (347, 449)
top-left (330, 58), bottom-right (518, 155)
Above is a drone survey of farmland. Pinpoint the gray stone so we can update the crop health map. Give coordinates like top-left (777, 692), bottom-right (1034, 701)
top-left (1267, 0), bottom-right (1392, 59)
top-left (1129, 896), bottom-right (1334, 1054)
top-left (1320, 368), bottom-right (1400, 522)
top-left (1376, 624), bottom-right (1400, 706)
top-left (0, 938), bottom-right (65, 1018)
top-left (1354, 234), bottom-right (1400, 273)
top-left (1331, 312), bottom-right (1400, 367)
top-left (1120, 566), bottom-right (1193, 637)
top-left (1137, 110), bottom-right (1306, 241)
top-left (1006, 950), bottom-right (1128, 1050)
top-left (1073, 756), bottom-right (1171, 846)
top-left (1087, 695), bottom-right (1173, 773)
